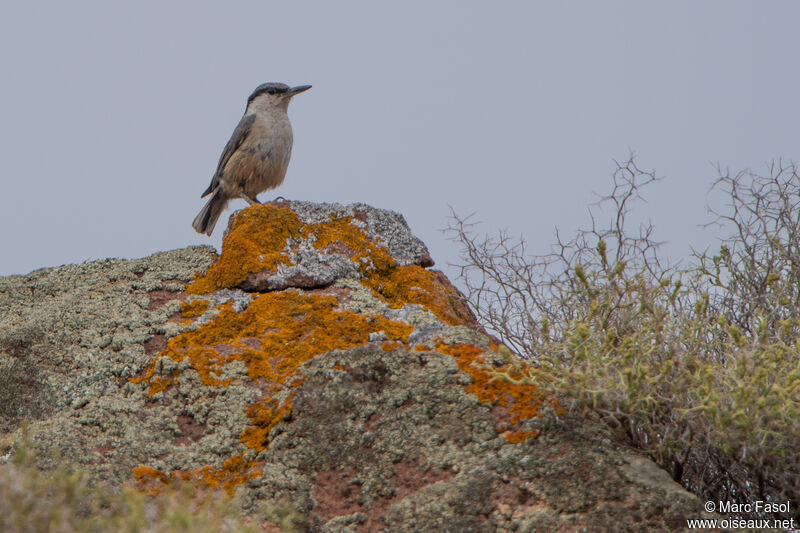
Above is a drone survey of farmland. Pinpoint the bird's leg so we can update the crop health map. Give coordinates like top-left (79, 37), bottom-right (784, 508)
top-left (242, 194), bottom-right (261, 205)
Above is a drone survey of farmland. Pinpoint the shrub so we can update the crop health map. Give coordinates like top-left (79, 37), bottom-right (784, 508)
top-left (447, 155), bottom-right (800, 520)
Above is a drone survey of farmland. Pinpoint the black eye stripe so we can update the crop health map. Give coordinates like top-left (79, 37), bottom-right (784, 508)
top-left (248, 84), bottom-right (289, 103)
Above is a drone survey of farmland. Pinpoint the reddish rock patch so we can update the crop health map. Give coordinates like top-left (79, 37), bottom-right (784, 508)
top-left (400, 397), bottom-right (415, 411)
top-left (363, 412), bottom-right (381, 432)
top-left (311, 459), bottom-right (455, 531)
top-left (351, 209), bottom-right (369, 223)
top-left (90, 441), bottom-right (115, 464)
top-left (315, 285), bottom-right (352, 301)
top-left (388, 458), bottom-right (454, 501)
top-left (175, 414), bottom-right (207, 446)
top-left (492, 476), bottom-right (535, 507)
top-left (143, 334), bottom-right (166, 356)
top-left (147, 290), bottom-right (187, 311)
top-left (312, 468), bottom-right (363, 522)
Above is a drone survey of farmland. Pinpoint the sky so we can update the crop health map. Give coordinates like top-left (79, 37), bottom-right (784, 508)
top-left (1, 2), bottom-right (798, 281)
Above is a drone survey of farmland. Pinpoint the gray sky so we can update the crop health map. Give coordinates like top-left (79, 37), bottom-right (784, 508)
top-left (1, 1), bottom-right (798, 279)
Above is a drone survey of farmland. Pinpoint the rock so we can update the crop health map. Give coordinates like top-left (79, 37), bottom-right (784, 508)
top-left (0, 202), bottom-right (720, 531)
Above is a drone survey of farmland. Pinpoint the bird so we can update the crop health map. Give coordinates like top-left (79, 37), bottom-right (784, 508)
top-left (192, 82), bottom-right (311, 235)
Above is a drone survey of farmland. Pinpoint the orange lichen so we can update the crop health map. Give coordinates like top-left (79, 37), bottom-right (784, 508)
top-left (181, 299), bottom-right (210, 318)
top-left (437, 343), bottom-right (558, 443)
top-left (187, 204), bottom-right (396, 295)
top-left (133, 455), bottom-right (261, 496)
top-left (304, 214), bottom-right (396, 276)
top-left (381, 340), bottom-right (407, 352)
top-left (144, 370), bottom-right (180, 396)
top-left (186, 203), bottom-right (473, 329)
top-left (365, 266), bottom-right (474, 326)
top-left (132, 466), bottom-right (171, 496)
top-left (187, 204), bottom-right (304, 294)
top-left (177, 455), bottom-right (262, 495)
top-left (132, 289), bottom-right (413, 493)
top-left (134, 289), bottom-right (411, 399)
top-left (240, 387), bottom-right (299, 450)
top-left (311, 216), bottom-right (474, 327)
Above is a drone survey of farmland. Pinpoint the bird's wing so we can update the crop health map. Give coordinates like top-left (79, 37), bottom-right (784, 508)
top-left (200, 113), bottom-right (256, 198)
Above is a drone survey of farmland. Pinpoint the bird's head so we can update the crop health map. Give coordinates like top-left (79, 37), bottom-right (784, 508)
top-left (246, 82), bottom-right (311, 113)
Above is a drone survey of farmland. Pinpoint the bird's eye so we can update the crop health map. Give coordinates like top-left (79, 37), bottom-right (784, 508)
top-left (266, 88), bottom-right (276, 95)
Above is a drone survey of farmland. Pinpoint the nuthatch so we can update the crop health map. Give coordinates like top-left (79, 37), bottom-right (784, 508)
top-left (192, 82), bottom-right (311, 235)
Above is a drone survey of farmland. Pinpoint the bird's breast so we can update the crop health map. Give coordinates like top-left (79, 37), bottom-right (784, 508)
top-left (225, 116), bottom-right (294, 195)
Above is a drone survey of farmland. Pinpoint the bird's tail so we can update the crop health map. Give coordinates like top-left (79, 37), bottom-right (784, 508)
top-left (192, 192), bottom-right (229, 236)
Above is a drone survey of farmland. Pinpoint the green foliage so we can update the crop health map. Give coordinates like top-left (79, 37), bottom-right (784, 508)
top-left (449, 156), bottom-right (800, 520)
top-left (0, 438), bottom-right (301, 533)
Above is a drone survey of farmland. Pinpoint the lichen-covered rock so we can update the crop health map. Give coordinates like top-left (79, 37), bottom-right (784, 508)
top-left (190, 200), bottom-right (433, 294)
top-left (0, 202), bottom-right (723, 531)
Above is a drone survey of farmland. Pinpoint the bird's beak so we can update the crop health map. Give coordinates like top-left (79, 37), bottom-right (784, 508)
top-left (288, 85), bottom-right (312, 96)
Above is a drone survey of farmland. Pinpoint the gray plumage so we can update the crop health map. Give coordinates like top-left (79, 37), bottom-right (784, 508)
top-left (192, 82), bottom-right (311, 235)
